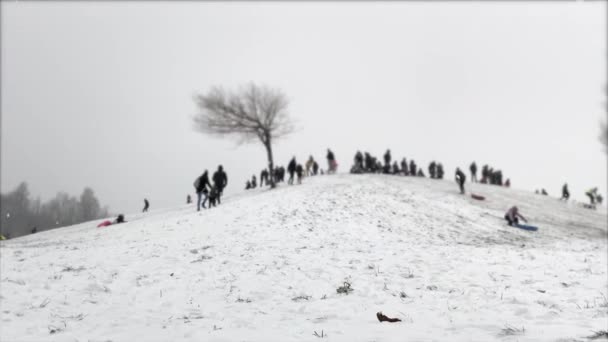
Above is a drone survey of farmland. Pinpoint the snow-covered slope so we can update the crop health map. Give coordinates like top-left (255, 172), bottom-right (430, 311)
top-left (1, 174), bottom-right (607, 342)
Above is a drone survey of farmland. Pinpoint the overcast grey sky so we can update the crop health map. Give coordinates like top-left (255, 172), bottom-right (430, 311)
top-left (1, 1), bottom-right (606, 214)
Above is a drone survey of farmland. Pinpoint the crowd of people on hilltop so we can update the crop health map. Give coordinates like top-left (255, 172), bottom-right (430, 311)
top-left (244, 149), bottom-right (337, 189)
top-left (470, 163), bottom-right (509, 187)
top-left (349, 149), bottom-right (445, 179)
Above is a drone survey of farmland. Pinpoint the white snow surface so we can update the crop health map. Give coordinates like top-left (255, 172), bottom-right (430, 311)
top-left (1, 174), bottom-right (607, 342)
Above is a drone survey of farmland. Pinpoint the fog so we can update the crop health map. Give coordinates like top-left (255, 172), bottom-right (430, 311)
top-left (1, 1), bottom-right (606, 214)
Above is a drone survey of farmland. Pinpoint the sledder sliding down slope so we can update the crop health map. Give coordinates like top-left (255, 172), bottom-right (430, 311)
top-left (0, 174), bottom-right (606, 342)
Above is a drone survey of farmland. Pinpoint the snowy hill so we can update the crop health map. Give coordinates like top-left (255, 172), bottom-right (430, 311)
top-left (1, 174), bottom-right (607, 342)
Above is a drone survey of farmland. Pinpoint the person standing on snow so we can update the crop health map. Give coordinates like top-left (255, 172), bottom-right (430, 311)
top-left (455, 168), bottom-right (466, 194)
top-left (187, 194), bottom-right (192, 204)
top-left (561, 183), bottom-right (570, 201)
top-left (326, 149), bottom-right (337, 174)
top-left (250, 175), bottom-right (257, 189)
top-left (305, 156), bottom-right (315, 176)
top-left (212, 165), bottom-right (228, 205)
top-left (469, 162), bottom-right (478, 183)
top-left (312, 161), bottom-right (319, 176)
top-left (194, 170), bottom-right (211, 211)
top-left (287, 157), bottom-right (297, 185)
top-left (504, 206), bottom-right (527, 226)
top-left (428, 161), bottom-right (437, 179)
top-left (260, 169), bottom-right (269, 187)
top-left (143, 199), bottom-right (150, 212)
top-left (296, 164), bottom-right (304, 184)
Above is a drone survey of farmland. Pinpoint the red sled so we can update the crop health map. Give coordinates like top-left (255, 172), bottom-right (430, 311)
top-left (97, 220), bottom-right (112, 228)
top-left (471, 194), bottom-right (485, 201)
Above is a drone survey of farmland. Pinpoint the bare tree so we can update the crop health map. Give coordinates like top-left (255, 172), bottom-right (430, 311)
top-left (193, 83), bottom-right (294, 188)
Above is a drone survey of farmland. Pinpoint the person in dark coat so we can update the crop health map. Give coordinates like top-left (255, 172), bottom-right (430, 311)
top-left (505, 179), bottom-right (511, 187)
top-left (383, 150), bottom-right (391, 167)
top-left (296, 164), bottom-right (304, 184)
top-left (143, 199), bottom-right (149, 212)
top-left (392, 161), bottom-right (400, 175)
top-left (436, 163), bottom-right (444, 179)
top-left (260, 169), bottom-right (269, 187)
top-left (187, 194), bottom-right (192, 204)
top-left (195, 170), bottom-right (211, 211)
top-left (455, 168), bottom-right (466, 194)
top-left (365, 152), bottom-right (373, 172)
top-left (251, 175), bottom-right (257, 189)
top-left (287, 157), bottom-right (297, 185)
top-left (561, 183), bottom-right (570, 200)
top-left (409, 160), bottom-right (417, 176)
top-left (470, 162), bottom-right (478, 183)
top-left (208, 185), bottom-right (219, 208)
top-left (245, 180), bottom-right (251, 190)
top-left (312, 161), bottom-right (319, 175)
top-left (327, 149), bottom-right (337, 173)
top-left (212, 165), bottom-right (228, 205)
top-left (428, 161), bottom-right (436, 179)
top-left (481, 165), bottom-right (489, 184)
top-left (400, 158), bottom-right (408, 176)
top-left (355, 151), bottom-right (364, 170)
top-left (541, 188), bottom-right (548, 196)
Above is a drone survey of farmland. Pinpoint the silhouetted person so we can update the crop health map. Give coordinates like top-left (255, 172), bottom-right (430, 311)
top-left (312, 161), bottom-right (319, 175)
top-left (586, 187), bottom-right (598, 205)
top-left (355, 151), bottom-right (364, 170)
top-left (505, 179), bottom-right (510, 187)
top-left (296, 164), bottom-right (304, 184)
top-left (212, 165), bottom-right (228, 204)
top-left (143, 199), bottom-right (149, 212)
top-left (417, 169), bottom-right (425, 177)
top-left (195, 170), bottom-right (211, 211)
top-left (561, 183), bottom-right (570, 201)
top-left (409, 160), bottom-right (417, 176)
top-left (399, 158), bottom-right (407, 176)
top-left (365, 152), bottom-right (374, 172)
top-left (187, 194), bottom-right (192, 204)
top-left (251, 175), bottom-right (257, 189)
top-left (288, 157), bottom-right (297, 185)
top-left (114, 214), bottom-right (125, 224)
top-left (428, 161), bottom-right (436, 179)
top-left (597, 194), bottom-right (604, 205)
top-left (455, 168), bottom-right (466, 194)
top-left (481, 165), bottom-right (489, 184)
top-left (327, 149), bottom-right (337, 173)
top-left (541, 189), bottom-right (548, 196)
top-left (260, 169), bottom-right (269, 187)
top-left (31, 227), bottom-right (37, 234)
top-left (470, 162), bottom-right (478, 183)
top-left (208, 185), bottom-right (219, 208)
top-left (436, 163), bottom-right (444, 179)
top-left (383, 149), bottom-right (391, 167)
top-left (245, 180), bottom-right (251, 190)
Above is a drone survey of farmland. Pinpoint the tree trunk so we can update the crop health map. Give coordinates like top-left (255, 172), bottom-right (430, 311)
top-left (264, 138), bottom-right (276, 188)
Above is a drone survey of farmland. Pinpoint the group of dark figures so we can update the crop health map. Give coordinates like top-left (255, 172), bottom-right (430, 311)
top-left (557, 184), bottom-right (603, 209)
top-left (245, 149), bottom-right (338, 189)
top-left (189, 165), bottom-right (229, 211)
top-left (350, 149), bottom-right (444, 179)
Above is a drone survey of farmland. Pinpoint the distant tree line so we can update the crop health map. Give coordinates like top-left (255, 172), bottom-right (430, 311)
top-left (0, 182), bottom-right (110, 239)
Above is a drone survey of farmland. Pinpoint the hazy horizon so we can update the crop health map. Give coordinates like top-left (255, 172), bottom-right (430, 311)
top-left (2, 1), bottom-right (606, 215)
